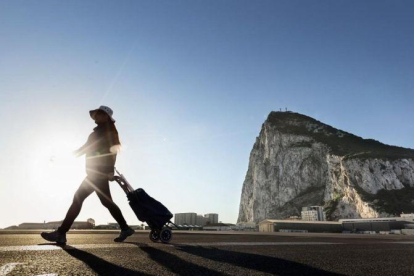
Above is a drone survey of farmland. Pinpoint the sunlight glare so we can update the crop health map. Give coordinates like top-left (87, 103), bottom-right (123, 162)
top-left (29, 137), bottom-right (85, 197)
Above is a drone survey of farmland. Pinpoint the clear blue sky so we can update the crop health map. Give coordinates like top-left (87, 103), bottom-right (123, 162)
top-left (0, 0), bottom-right (413, 228)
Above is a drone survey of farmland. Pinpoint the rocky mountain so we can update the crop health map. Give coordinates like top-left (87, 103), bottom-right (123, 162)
top-left (237, 112), bottom-right (414, 223)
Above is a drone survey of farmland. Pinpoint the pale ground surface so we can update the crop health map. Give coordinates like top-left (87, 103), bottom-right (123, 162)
top-left (1, 230), bottom-right (414, 275)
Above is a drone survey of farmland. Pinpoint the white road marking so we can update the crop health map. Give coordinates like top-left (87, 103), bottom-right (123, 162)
top-left (0, 242), bottom-right (341, 252)
top-left (0, 263), bottom-right (24, 276)
top-left (0, 244), bottom-right (137, 252)
top-left (390, 242), bottom-right (414, 244)
top-left (178, 242), bottom-right (341, 246)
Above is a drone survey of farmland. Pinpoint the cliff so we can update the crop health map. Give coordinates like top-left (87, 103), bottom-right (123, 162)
top-left (237, 112), bottom-right (414, 223)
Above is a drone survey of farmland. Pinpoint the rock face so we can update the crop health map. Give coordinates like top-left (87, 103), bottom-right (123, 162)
top-left (237, 112), bottom-right (414, 223)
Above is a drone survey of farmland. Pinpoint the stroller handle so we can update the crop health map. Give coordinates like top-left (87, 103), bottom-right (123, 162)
top-left (114, 168), bottom-right (135, 194)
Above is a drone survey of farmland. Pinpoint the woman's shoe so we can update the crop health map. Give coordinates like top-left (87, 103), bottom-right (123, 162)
top-left (41, 230), bottom-right (67, 244)
top-left (114, 227), bottom-right (135, 242)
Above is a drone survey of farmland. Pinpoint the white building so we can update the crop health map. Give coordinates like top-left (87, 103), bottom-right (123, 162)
top-left (174, 213), bottom-right (197, 226)
top-left (175, 213), bottom-right (219, 227)
top-left (204, 213), bottom-right (219, 225)
top-left (196, 215), bottom-right (205, 226)
top-left (301, 206), bottom-right (326, 221)
top-left (400, 213), bottom-right (414, 219)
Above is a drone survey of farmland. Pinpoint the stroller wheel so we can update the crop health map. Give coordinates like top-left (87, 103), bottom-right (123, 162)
top-left (149, 230), bottom-right (160, 242)
top-left (160, 229), bottom-right (172, 243)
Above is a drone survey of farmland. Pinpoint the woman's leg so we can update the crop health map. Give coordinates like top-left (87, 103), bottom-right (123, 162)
top-left (58, 178), bottom-right (94, 234)
top-left (94, 178), bottom-right (129, 231)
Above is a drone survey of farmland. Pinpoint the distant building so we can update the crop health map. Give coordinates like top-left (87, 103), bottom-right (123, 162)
top-left (203, 223), bottom-right (236, 231)
top-left (4, 225), bottom-right (19, 230)
top-left (174, 213), bottom-right (197, 226)
top-left (340, 216), bottom-right (414, 233)
top-left (107, 223), bottom-right (120, 229)
top-left (130, 225), bottom-right (144, 230)
top-left (400, 213), bottom-right (414, 219)
top-left (173, 212), bottom-right (221, 227)
top-left (235, 222), bottom-right (258, 231)
top-left (259, 219), bottom-right (342, 233)
top-left (204, 213), bottom-right (219, 225)
top-left (95, 224), bottom-right (117, 229)
top-left (301, 206), bottom-right (326, 221)
top-left (87, 218), bottom-right (96, 227)
top-left (87, 222), bottom-right (144, 230)
top-left (17, 223), bottom-right (45, 229)
top-left (259, 215), bottom-right (414, 234)
top-left (175, 213), bottom-right (219, 227)
top-left (94, 223), bottom-right (122, 229)
top-left (196, 215), bottom-right (205, 226)
top-left (18, 219), bottom-right (94, 230)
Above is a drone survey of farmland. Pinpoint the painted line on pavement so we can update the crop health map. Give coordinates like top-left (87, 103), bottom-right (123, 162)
top-left (0, 244), bottom-right (137, 252)
top-left (0, 263), bottom-right (24, 276)
top-left (0, 242), bottom-right (342, 252)
top-left (174, 242), bottom-right (342, 246)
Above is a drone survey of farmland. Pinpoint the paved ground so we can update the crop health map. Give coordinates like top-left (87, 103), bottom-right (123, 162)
top-left (0, 230), bottom-right (414, 275)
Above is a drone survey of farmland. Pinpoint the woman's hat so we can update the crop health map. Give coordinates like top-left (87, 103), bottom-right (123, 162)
top-left (89, 105), bottom-right (116, 122)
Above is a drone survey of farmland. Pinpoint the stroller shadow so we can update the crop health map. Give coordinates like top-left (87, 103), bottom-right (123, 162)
top-left (175, 245), bottom-right (345, 276)
top-left (125, 242), bottom-right (225, 275)
top-left (37, 243), bottom-right (149, 276)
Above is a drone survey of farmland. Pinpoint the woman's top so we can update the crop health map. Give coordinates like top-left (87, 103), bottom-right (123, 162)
top-left (75, 122), bottom-right (121, 178)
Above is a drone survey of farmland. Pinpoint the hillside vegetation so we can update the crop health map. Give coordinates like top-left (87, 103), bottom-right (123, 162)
top-left (266, 111), bottom-right (414, 160)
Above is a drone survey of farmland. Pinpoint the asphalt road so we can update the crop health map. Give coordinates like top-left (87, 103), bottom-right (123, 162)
top-left (0, 230), bottom-right (413, 275)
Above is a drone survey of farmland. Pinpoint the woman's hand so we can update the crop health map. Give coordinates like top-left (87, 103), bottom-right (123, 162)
top-left (108, 172), bottom-right (115, 181)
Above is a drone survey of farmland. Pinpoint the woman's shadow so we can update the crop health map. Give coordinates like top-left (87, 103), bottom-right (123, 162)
top-left (38, 243), bottom-right (150, 276)
top-left (38, 242), bottom-right (345, 276)
top-left (39, 242), bottom-right (223, 275)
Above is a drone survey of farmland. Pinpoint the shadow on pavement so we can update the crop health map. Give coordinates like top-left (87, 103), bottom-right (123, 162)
top-left (176, 245), bottom-right (345, 276)
top-left (125, 242), bottom-right (225, 275)
top-left (38, 243), bottom-right (149, 276)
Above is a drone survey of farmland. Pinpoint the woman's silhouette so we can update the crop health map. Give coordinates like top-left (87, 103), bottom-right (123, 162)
top-left (41, 106), bottom-right (134, 244)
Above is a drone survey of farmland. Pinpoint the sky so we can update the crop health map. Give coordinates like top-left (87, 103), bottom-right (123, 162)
top-left (0, 0), bottom-right (413, 229)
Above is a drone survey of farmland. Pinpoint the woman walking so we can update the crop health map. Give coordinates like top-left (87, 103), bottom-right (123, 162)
top-left (41, 106), bottom-right (134, 244)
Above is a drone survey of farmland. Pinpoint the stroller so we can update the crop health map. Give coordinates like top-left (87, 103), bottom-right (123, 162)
top-left (114, 168), bottom-right (178, 243)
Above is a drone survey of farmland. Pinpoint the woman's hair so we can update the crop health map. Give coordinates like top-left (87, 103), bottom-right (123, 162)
top-left (105, 121), bottom-right (122, 154)
top-left (108, 121), bottom-right (121, 146)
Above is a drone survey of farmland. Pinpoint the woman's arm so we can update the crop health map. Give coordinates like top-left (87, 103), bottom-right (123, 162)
top-left (73, 144), bottom-right (88, 157)
top-left (73, 133), bottom-right (94, 157)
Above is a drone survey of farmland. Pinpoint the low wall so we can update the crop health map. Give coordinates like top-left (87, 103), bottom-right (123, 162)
top-left (402, 229), bottom-right (414, 235)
